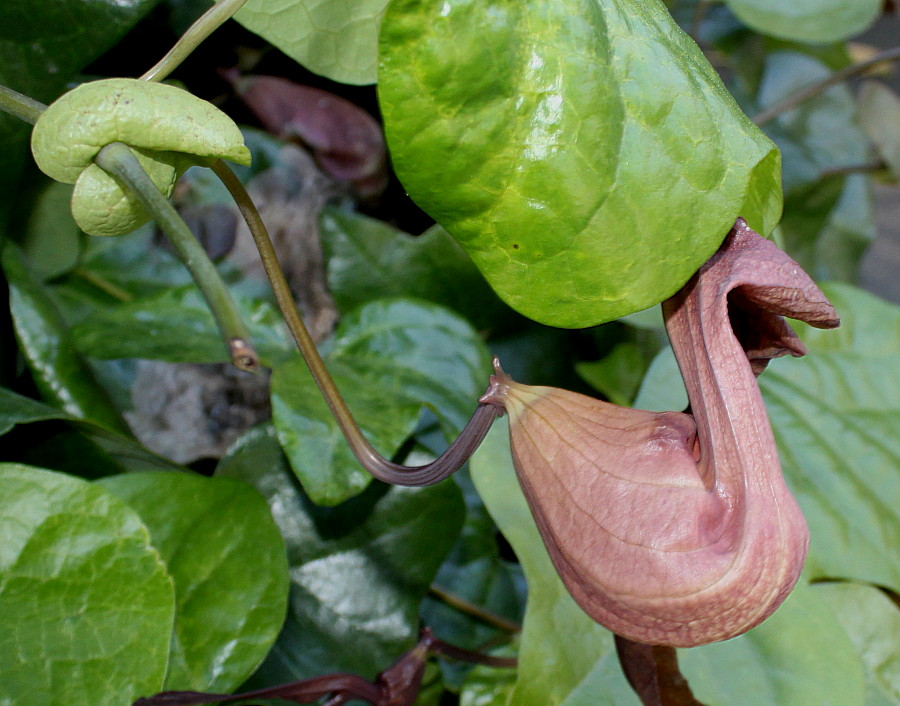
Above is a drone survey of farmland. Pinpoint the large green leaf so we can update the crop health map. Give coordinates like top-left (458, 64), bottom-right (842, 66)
top-left (70, 284), bottom-right (292, 367)
top-left (235, 0), bottom-right (389, 85)
top-left (635, 283), bottom-right (900, 592)
top-left (3, 244), bottom-right (128, 433)
top-left (378, 0), bottom-right (781, 327)
top-left (470, 420), bottom-right (638, 706)
top-left (679, 581), bottom-right (866, 705)
top-left (320, 208), bottom-right (513, 331)
top-left (216, 425), bottom-right (465, 684)
top-left (0, 463), bottom-right (175, 706)
top-left (815, 582), bottom-right (900, 706)
top-left (724, 0), bottom-right (880, 44)
top-left (99, 472), bottom-right (289, 692)
top-left (271, 298), bottom-right (490, 505)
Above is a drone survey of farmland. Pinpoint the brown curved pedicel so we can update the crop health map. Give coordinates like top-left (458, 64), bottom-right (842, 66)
top-left (480, 219), bottom-right (839, 647)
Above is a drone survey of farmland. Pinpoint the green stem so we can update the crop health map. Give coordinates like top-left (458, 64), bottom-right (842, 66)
top-left (211, 159), bottom-right (502, 485)
top-left (0, 84), bottom-right (46, 124)
top-left (72, 266), bottom-right (134, 302)
top-left (428, 584), bottom-right (521, 634)
top-left (95, 143), bottom-right (258, 371)
top-left (141, 0), bottom-right (248, 82)
top-left (753, 46), bottom-right (900, 126)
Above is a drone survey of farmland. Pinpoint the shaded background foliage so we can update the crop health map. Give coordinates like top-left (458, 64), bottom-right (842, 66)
top-left (0, 0), bottom-right (898, 705)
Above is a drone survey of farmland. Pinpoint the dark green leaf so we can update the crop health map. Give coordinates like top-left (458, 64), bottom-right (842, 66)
top-left (3, 244), bottom-right (129, 433)
top-left (421, 471), bottom-right (525, 688)
top-left (216, 425), bottom-right (465, 684)
top-left (271, 299), bottom-right (490, 505)
top-left (321, 208), bottom-right (513, 331)
top-left (235, 0), bottom-right (389, 84)
top-left (329, 299), bottom-right (491, 433)
top-left (779, 174), bottom-right (875, 283)
top-left (724, 0), bottom-right (880, 44)
top-left (0, 387), bottom-right (185, 474)
top-left (271, 356), bottom-right (421, 506)
top-left (814, 582), bottom-right (900, 706)
top-left (18, 180), bottom-right (81, 280)
top-left (577, 341), bottom-right (656, 407)
top-left (379, 0), bottom-right (781, 327)
top-left (636, 283), bottom-right (900, 592)
top-left (99, 471), bottom-right (290, 692)
top-left (70, 284), bottom-right (292, 367)
top-left (0, 463), bottom-right (175, 705)
top-left (0, 0), bottom-right (158, 225)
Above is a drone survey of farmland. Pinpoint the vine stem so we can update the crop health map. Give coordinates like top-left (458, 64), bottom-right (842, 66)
top-left (95, 143), bottom-right (259, 371)
top-left (753, 46), bottom-right (900, 126)
top-left (211, 159), bottom-right (503, 485)
top-left (141, 0), bottom-right (248, 82)
top-left (0, 84), bottom-right (45, 124)
top-left (428, 584), bottom-right (521, 634)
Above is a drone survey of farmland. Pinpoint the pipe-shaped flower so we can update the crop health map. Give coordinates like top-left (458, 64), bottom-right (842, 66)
top-left (31, 78), bottom-right (251, 236)
top-left (481, 219), bottom-right (839, 647)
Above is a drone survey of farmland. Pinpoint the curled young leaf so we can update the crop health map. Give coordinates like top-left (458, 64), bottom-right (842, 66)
top-left (31, 78), bottom-right (251, 236)
top-left (481, 220), bottom-right (839, 647)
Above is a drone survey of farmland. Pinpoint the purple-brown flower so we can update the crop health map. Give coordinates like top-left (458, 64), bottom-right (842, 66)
top-left (481, 219), bottom-right (839, 647)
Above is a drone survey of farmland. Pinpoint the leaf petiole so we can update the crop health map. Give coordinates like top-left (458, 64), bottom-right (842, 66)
top-left (94, 143), bottom-right (259, 371)
top-left (211, 159), bottom-right (502, 485)
top-left (140, 0), bottom-right (249, 83)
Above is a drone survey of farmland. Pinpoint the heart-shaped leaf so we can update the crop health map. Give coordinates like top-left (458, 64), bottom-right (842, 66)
top-left (99, 472), bottom-right (289, 692)
top-left (271, 298), bottom-right (489, 505)
top-left (216, 425), bottom-right (465, 683)
top-left (378, 0), bottom-right (781, 326)
top-left (0, 464), bottom-right (175, 706)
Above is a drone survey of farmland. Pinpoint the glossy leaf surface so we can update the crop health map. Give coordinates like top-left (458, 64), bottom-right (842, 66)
top-left (99, 472), bottom-right (289, 692)
top-left (3, 244), bottom-right (127, 433)
top-left (0, 0), bottom-right (157, 224)
top-left (724, 0), bottom-right (880, 43)
top-left (271, 299), bottom-right (489, 505)
top-left (379, 0), bottom-right (781, 326)
top-left (321, 208), bottom-right (512, 330)
top-left (71, 285), bottom-right (292, 367)
top-left (235, 0), bottom-right (389, 85)
top-left (216, 425), bottom-right (465, 683)
top-left (0, 464), bottom-right (174, 706)
top-left (0, 387), bottom-right (183, 474)
top-left (636, 283), bottom-right (900, 592)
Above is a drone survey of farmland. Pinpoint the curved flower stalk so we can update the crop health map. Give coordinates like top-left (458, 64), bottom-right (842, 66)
top-left (481, 219), bottom-right (839, 647)
top-left (31, 78), bottom-right (250, 236)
